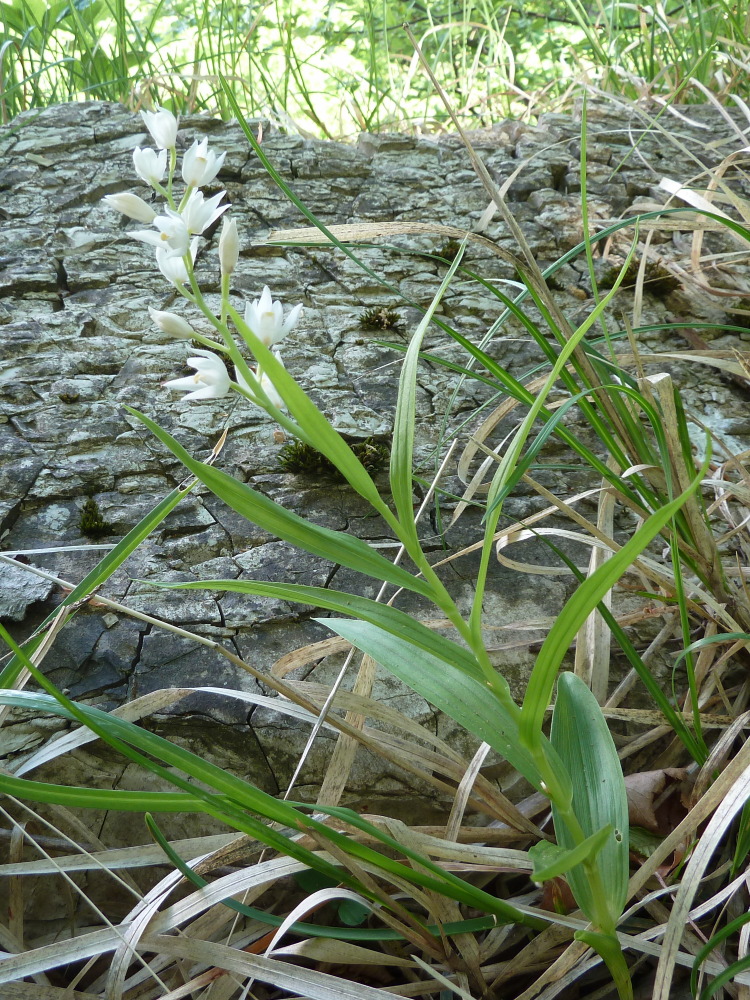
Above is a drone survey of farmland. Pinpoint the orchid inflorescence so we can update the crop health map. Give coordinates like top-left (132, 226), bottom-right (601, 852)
top-left (102, 106), bottom-right (301, 415)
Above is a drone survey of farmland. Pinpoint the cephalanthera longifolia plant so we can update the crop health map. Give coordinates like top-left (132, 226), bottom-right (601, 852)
top-left (0, 100), bottom-right (727, 1000)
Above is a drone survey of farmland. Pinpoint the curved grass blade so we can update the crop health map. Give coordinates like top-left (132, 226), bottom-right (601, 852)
top-left (520, 451), bottom-right (711, 747)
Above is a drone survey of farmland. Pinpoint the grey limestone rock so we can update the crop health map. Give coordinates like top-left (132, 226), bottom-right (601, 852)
top-left (1, 98), bottom-right (750, 837)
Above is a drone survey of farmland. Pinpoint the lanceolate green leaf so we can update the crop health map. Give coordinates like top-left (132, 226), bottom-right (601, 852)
top-left (151, 578), bottom-right (483, 680)
top-left (0, 773), bottom-right (208, 812)
top-left (390, 241), bottom-right (465, 544)
top-left (520, 453), bottom-right (710, 746)
top-left (319, 618), bottom-right (550, 791)
top-left (125, 407), bottom-right (434, 600)
top-left (551, 673), bottom-right (629, 922)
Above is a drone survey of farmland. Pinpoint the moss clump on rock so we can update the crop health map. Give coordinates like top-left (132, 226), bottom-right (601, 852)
top-left (79, 497), bottom-right (114, 538)
top-left (600, 257), bottom-right (680, 295)
top-left (359, 306), bottom-right (403, 331)
top-left (278, 437), bottom-right (390, 478)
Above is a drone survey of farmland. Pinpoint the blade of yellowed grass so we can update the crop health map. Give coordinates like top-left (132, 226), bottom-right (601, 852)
top-left (273, 938), bottom-right (418, 967)
top-left (641, 372), bottom-right (724, 587)
top-left (653, 762), bottom-right (750, 1000)
top-left (144, 934), bottom-right (429, 1000)
top-left (264, 888), bottom-right (373, 956)
top-left (314, 652), bottom-right (377, 809)
top-left (267, 221), bottom-right (507, 258)
top-left (0, 986), bottom-right (95, 999)
top-left (0, 833), bottom-right (243, 875)
top-left (444, 742), bottom-right (492, 842)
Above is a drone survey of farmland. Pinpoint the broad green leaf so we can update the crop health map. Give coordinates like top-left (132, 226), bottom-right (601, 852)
top-left (551, 673), bottom-right (629, 923)
top-left (520, 453), bottom-right (710, 746)
top-left (125, 407), bottom-right (434, 600)
top-left (151, 578), bottom-right (482, 680)
top-left (529, 826), bottom-right (612, 883)
top-left (319, 617), bottom-right (551, 791)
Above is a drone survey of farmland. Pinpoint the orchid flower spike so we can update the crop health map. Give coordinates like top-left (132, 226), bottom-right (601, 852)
top-left (182, 137), bottom-right (226, 188)
top-left (140, 106), bottom-right (178, 149)
top-left (164, 349), bottom-right (231, 400)
top-left (243, 286), bottom-right (302, 348)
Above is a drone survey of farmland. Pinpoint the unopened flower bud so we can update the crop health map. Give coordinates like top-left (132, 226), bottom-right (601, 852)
top-left (219, 216), bottom-right (239, 274)
top-left (148, 307), bottom-right (195, 339)
top-left (133, 146), bottom-right (168, 187)
top-left (140, 106), bottom-right (178, 149)
top-left (102, 192), bottom-right (156, 223)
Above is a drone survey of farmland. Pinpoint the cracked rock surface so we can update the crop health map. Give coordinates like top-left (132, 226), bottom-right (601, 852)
top-left (2, 100), bottom-right (750, 829)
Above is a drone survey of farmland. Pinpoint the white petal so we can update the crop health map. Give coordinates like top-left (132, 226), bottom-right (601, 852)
top-left (281, 302), bottom-right (303, 335)
top-left (164, 375), bottom-right (201, 392)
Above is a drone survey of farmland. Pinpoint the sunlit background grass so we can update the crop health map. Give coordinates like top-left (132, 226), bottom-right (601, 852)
top-left (2, 0), bottom-right (749, 132)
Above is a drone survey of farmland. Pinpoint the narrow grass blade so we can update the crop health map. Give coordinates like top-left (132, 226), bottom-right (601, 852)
top-left (520, 452), bottom-right (710, 746)
top-left (390, 241), bottom-right (465, 544)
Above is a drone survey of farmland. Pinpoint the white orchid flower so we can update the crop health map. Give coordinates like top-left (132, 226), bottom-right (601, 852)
top-left (218, 215), bottom-right (239, 275)
top-left (140, 106), bottom-right (178, 149)
top-left (181, 188), bottom-right (229, 235)
top-left (243, 286), bottom-right (302, 348)
top-left (132, 146), bottom-right (168, 187)
top-left (148, 307), bottom-right (195, 339)
top-left (182, 137), bottom-right (226, 187)
top-left (164, 349), bottom-right (231, 400)
top-left (102, 192), bottom-right (156, 223)
top-left (155, 237), bottom-right (199, 286)
top-left (236, 353), bottom-right (286, 410)
top-left (131, 207), bottom-right (190, 258)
